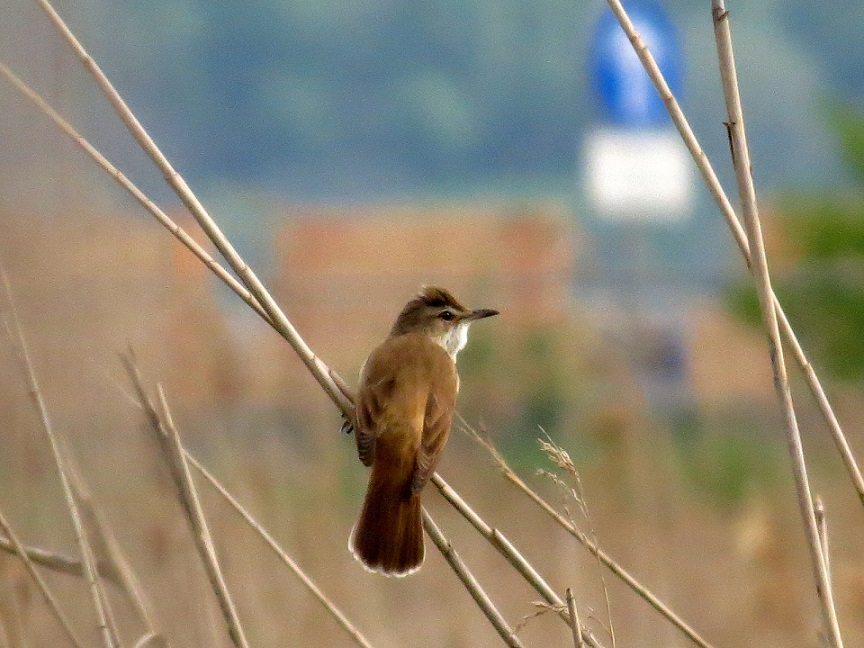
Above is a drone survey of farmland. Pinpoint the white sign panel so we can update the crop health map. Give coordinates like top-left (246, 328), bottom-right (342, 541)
top-left (584, 128), bottom-right (693, 221)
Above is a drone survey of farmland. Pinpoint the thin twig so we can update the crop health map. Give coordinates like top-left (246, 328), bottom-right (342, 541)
top-left (1, 270), bottom-right (118, 648)
top-left (153, 385), bottom-right (251, 648)
top-left (462, 423), bottom-right (718, 648)
top-left (0, 438), bottom-right (166, 644)
top-left (711, 4), bottom-right (844, 646)
top-left (35, 0), bottom-right (354, 416)
top-left (73, 497), bottom-right (125, 648)
top-left (0, 45), bottom-right (349, 411)
top-left (430, 474), bottom-right (604, 648)
top-left (185, 455), bottom-right (377, 648)
top-left (601, 0), bottom-right (864, 510)
top-left (56, 429), bottom-right (162, 640)
top-left (815, 497), bottom-right (834, 606)
top-left (133, 632), bottom-right (167, 648)
top-left (0, 507), bottom-right (85, 648)
top-left (566, 589), bottom-right (585, 648)
top-left (0, 534), bottom-right (107, 579)
top-left (76, 491), bottom-right (163, 640)
top-left (120, 354), bottom-right (377, 648)
top-left (537, 434), bottom-right (616, 648)
top-left (421, 511), bottom-right (526, 648)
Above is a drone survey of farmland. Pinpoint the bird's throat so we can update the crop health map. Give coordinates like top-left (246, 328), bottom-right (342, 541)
top-left (435, 323), bottom-right (469, 360)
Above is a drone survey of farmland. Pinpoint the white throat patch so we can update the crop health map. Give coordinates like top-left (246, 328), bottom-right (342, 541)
top-left (439, 322), bottom-right (469, 360)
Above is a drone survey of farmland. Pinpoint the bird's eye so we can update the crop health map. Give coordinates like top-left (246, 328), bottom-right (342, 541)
top-left (439, 310), bottom-right (455, 321)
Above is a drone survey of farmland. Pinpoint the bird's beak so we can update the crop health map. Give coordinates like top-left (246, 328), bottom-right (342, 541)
top-left (466, 308), bottom-right (499, 321)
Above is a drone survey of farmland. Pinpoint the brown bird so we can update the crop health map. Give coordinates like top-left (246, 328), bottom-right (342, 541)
top-left (349, 286), bottom-right (498, 576)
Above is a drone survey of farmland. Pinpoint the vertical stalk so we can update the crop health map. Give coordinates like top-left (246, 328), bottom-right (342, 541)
top-left (601, 0), bottom-right (864, 508)
top-left (711, 3), bottom-right (844, 646)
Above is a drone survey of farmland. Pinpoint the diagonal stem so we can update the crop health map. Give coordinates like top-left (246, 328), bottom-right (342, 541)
top-left (566, 589), bottom-right (586, 648)
top-left (0, 59), bottom-right (272, 329)
top-left (121, 352), bottom-right (377, 648)
top-left (431, 474), bottom-right (605, 648)
top-left (153, 385), bottom-right (251, 648)
top-left (602, 0), bottom-right (864, 510)
top-left (0, 507), bottom-right (85, 648)
top-left (462, 424), bottom-right (718, 648)
top-left (421, 511), bottom-right (529, 648)
top-left (1, 270), bottom-right (118, 648)
top-left (34, 0), bottom-right (353, 417)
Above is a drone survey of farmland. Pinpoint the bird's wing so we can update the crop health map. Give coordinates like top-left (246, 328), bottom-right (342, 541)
top-left (356, 334), bottom-right (457, 484)
top-left (355, 372), bottom-right (394, 467)
top-left (411, 352), bottom-right (458, 494)
top-left (354, 335), bottom-right (418, 467)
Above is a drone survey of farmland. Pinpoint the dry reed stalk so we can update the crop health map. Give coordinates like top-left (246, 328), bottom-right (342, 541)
top-left (0, 507), bottom-right (85, 648)
top-left (54, 429), bottom-right (163, 640)
top-left (430, 474), bottom-right (605, 648)
top-left (120, 354), bottom-right (378, 648)
top-left (133, 632), bottom-right (167, 648)
top-left (34, 0), bottom-right (354, 416)
top-left (68, 484), bottom-right (127, 646)
top-left (601, 0), bottom-right (864, 510)
top-left (1, 271), bottom-right (119, 648)
top-left (711, 4), bottom-right (844, 645)
top-left (462, 424), bottom-right (718, 648)
top-left (184, 456), bottom-right (378, 648)
top-left (536, 434), bottom-right (616, 648)
top-left (0, 54), bottom-right (360, 426)
top-left (815, 497), bottom-right (834, 607)
top-left (186, 458), bottom-right (376, 648)
top-left (566, 589), bottom-right (585, 648)
top-left (1, 510), bottom-right (151, 636)
top-left (76, 499), bottom-right (162, 639)
top-left (0, 535), bottom-right (104, 580)
top-left (149, 384), bottom-right (251, 648)
top-left (421, 511), bottom-right (527, 648)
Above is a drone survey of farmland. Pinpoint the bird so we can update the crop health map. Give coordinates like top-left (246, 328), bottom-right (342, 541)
top-left (348, 285), bottom-right (498, 576)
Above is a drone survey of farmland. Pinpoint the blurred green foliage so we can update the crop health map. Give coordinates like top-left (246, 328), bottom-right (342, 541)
top-left (726, 102), bottom-right (864, 381)
top-left (670, 409), bottom-right (783, 505)
top-left (519, 329), bottom-right (568, 435)
top-left (828, 101), bottom-right (864, 185)
top-left (456, 321), bottom-right (598, 471)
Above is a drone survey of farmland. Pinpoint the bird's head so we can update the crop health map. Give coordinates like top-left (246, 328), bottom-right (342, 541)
top-left (390, 286), bottom-right (498, 358)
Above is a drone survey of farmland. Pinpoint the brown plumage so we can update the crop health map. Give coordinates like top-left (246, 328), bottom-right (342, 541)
top-left (349, 286), bottom-right (497, 576)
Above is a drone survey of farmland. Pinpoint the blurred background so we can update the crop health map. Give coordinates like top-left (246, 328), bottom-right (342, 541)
top-left (1, 0), bottom-right (864, 646)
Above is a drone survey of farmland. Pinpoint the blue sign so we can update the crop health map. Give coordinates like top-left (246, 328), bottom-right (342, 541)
top-left (589, 0), bottom-right (683, 128)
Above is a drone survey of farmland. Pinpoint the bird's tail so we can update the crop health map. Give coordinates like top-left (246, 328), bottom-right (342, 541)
top-left (349, 463), bottom-right (424, 577)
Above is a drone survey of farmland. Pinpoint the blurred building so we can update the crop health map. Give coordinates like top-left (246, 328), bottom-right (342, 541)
top-left (0, 199), bottom-right (779, 431)
top-left (223, 200), bottom-right (779, 422)
top-left (252, 201), bottom-right (576, 402)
